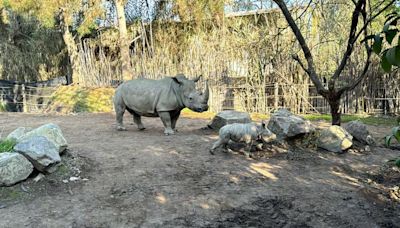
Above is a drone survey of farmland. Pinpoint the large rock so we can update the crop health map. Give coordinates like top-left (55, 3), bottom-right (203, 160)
top-left (267, 109), bottom-right (314, 138)
top-left (6, 127), bottom-right (28, 142)
top-left (20, 123), bottom-right (67, 153)
top-left (0, 152), bottom-right (33, 186)
top-left (14, 136), bottom-right (61, 173)
top-left (344, 120), bottom-right (375, 145)
top-left (317, 126), bottom-right (353, 153)
top-left (208, 110), bottom-right (251, 130)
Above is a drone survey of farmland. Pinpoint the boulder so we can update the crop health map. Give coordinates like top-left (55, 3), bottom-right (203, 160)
top-left (14, 136), bottom-right (61, 173)
top-left (208, 110), bottom-right (251, 130)
top-left (20, 123), bottom-right (67, 153)
top-left (6, 127), bottom-right (28, 142)
top-left (0, 152), bottom-right (33, 186)
top-left (317, 126), bottom-right (353, 153)
top-left (267, 109), bottom-right (314, 138)
top-left (344, 120), bottom-right (375, 145)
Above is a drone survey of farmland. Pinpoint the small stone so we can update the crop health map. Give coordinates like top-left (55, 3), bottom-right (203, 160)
top-left (62, 180), bottom-right (69, 183)
top-left (0, 204), bottom-right (6, 209)
top-left (364, 145), bottom-right (371, 152)
top-left (20, 184), bottom-right (29, 193)
top-left (69, 176), bottom-right (80, 182)
top-left (33, 173), bottom-right (45, 183)
top-left (82, 178), bottom-right (89, 181)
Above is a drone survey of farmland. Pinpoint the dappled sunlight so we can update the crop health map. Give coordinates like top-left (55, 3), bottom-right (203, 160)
top-left (144, 146), bottom-right (166, 156)
top-left (330, 170), bottom-right (362, 187)
top-left (155, 193), bottom-right (167, 204)
top-left (200, 203), bottom-right (210, 209)
top-left (247, 162), bottom-right (280, 181)
top-left (229, 176), bottom-right (240, 184)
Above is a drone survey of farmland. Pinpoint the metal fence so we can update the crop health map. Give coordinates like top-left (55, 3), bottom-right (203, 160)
top-left (0, 82), bottom-right (399, 115)
top-left (209, 83), bottom-right (400, 115)
top-left (0, 84), bottom-right (59, 112)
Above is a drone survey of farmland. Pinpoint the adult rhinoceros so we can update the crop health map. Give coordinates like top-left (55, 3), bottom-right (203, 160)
top-left (113, 74), bottom-right (209, 135)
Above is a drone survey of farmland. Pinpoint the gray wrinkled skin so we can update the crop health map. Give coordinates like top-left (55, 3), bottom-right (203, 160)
top-left (114, 74), bottom-right (209, 135)
top-left (210, 121), bottom-right (276, 157)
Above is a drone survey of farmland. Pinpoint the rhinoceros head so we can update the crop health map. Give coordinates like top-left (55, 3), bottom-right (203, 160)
top-left (172, 74), bottom-right (209, 112)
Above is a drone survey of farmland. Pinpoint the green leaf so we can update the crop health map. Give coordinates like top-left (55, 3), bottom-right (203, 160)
top-left (373, 35), bottom-right (382, 54)
top-left (395, 158), bottom-right (400, 168)
top-left (385, 29), bottom-right (398, 44)
top-left (392, 126), bottom-right (400, 142)
top-left (385, 47), bottom-right (400, 66)
top-left (385, 135), bottom-right (393, 147)
top-left (383, 23), bottom-right (391, 32)
top-left (381, 55), bottom-right (392, 72)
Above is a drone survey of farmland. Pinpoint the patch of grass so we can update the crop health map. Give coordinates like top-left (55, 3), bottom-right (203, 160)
top-left (47, 86), bottom-right (115, 113)
top-left (56, 163), bottom-right (70, 176)
top-left (0, 139), bottom-right (17, 153)
top-left (0, 101), bottom-right (6, 112)
top-left (303, 114), bottom-right (398, 126)
top-left (181, 109), bottom-right (271, 121)
top-left (181, 108), bottom-right (215, 119)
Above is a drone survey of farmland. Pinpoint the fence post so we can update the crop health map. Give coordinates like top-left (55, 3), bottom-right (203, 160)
top-left (22, 84), bottom-right (27, 113)
top-left (274, 82), bottom-right (279, 110)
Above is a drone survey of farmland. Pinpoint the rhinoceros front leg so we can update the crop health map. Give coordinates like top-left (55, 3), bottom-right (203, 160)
top-left (170, 110), bottom-right (181, 132)
top-left (159, 111), bottom-right (175, 135)
top-left (114, 102), bottom-right (127, 131)
top-left (132, 113), bottom-right (146, 130)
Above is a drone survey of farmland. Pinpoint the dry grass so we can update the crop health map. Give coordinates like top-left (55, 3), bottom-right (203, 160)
top-left (46, 86), bottom-right (115, 113)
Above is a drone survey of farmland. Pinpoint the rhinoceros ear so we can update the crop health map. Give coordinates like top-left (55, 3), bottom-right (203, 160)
top-left (172, 75), bottom-right (185, 85)
top-left (193, 75), bottom-right (202, 82)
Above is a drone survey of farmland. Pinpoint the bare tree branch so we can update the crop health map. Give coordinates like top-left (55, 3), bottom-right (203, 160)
top-left (273, 0), bottom-right (327, 95)
top-left (291, 54), bottom-right (310, 74)
top-left (331, 0), bottom-right (365, 81)
top-left (338, 0), bottom-right (372, 94)
top-left (332, 0), bottom-right (395, 80)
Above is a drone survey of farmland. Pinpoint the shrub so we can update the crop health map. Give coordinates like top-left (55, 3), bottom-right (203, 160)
top-left (384, 118), bottom-right (400, 147)
top-left (0, 139), bottom-right (17, 153)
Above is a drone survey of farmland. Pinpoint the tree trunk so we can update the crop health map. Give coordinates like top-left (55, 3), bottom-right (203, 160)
top-left (61, 16), bottom-right (80, 85)
top-left (115, 0), bottom-right (132, 81)
top-left (329, 98), bottom-right (341, 126)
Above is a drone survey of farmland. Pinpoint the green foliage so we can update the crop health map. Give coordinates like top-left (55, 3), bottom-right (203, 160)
top-left (385, 126), bottom-right (400, 147)
top-left (395, 158), bottom-right (400, 167)
top-left (0, 139), bottom-right (16, 153)
top-left (371, 10), bottom-right (400, 72)
top-left (0, 10), bottom-right (67, 81)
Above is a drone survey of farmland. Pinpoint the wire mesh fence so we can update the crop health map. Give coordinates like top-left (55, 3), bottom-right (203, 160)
top-left (0, 82), bottom-right (399, 115)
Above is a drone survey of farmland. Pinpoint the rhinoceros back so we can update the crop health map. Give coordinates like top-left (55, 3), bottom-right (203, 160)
top-left (219, 123), bottom-right (259, 143)
top-left (117, 78), bottom-right (181, 115)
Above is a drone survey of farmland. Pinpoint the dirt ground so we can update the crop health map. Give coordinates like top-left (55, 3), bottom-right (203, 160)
top-left (0, 113), bottom-right (399, 228)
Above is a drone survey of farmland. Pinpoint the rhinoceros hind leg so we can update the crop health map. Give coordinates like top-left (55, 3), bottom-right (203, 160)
top-left (159, 111), bottom-right (175, 135)
top-left (132, 113), bottom-right (146, 130)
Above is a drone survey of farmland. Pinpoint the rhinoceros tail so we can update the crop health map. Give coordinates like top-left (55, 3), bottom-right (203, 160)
top-left (125, 106), bottom-right (135, 115)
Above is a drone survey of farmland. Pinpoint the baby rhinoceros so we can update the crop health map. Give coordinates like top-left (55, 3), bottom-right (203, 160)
top-left (210, 121), bottom-right (276, 157)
